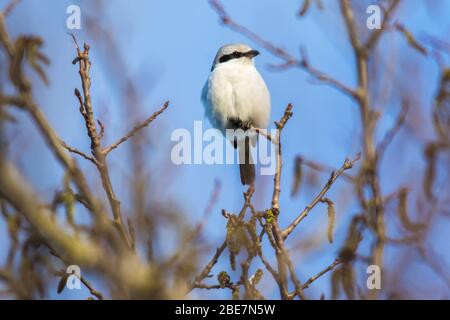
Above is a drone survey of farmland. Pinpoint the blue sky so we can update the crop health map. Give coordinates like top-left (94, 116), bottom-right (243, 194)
top-left (1, 0), bottom-right (450, 299)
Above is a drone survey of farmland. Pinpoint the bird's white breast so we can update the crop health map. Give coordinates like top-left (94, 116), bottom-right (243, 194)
top-left (202, 62), bottom-right (271, 131)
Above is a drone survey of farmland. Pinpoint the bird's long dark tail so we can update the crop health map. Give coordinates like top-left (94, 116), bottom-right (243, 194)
top-left (238, 136), bottom-right (255, 185)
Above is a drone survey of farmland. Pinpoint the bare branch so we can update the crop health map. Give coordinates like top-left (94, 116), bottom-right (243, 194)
top-left (0, 94), bottom-right (26, 108)
top-left (282, 154), bottom-right (360, 239)
top-left (377, 101), bottom-right (409, 157)
top-left (301, 259), bottom-right (342, 291)
top-left (296, 155), bottom-right (355, 182)
top-left (394, 22), bottom-right (427, 56)
top-left (71, 38), bottom-right (132, 248)
top-left (103, 101), bottom-right (170, 155)
top-left (251, 126), bottom-right (274, 143)
top-left (61, 141), bottom-right (97, 164)
top-left (271, 104), bottom-right (293, 212)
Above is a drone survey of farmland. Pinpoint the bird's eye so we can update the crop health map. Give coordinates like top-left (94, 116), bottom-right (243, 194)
top-left (233, 51), bottom-right (240, 57)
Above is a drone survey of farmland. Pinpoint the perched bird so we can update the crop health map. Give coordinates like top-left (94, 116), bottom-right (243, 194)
top-left (202, 44), bottom-right (271, 185)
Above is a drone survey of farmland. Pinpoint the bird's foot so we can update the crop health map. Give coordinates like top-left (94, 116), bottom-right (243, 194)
top-left (239, 120), bottom-right (252, 131)
top-left (228, 117), bottom-right (252, 131)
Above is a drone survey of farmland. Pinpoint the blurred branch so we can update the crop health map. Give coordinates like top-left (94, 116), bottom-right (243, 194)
top-left (296, 47), bottom-right (359, 99)
top-left (377, 100), bottom-right (409, 157)
top-left (2, 0), bottom-right (21, 17)
top-left (209, 0), bottom-right (294, 62)
top-left (338, 0), bottom-right (402, 299)
top-left (396, 188), bottom-right (426, 232)
top-left (0, 18), bottom-right (106, 226)
top-left (394, 22), bottom-right (428, 56)
top-left (0, 17), bottom-right (185, 298)
top-left (417, 245), bottom-right (450, 289)
top-left (365, 0), bottom-right (401, 51)
top-left (0, 158), bottom-right (103, 266)
top-left (295, 155), bottom-right (355, 182)
top-left (208, 0), bottom-right (358, 99)
top-left (0, 94), bottom-right (26, 108)
top-left (0, 157), bottom-right (173, 297)
top-left (298, 0), bottom-right (324, 17)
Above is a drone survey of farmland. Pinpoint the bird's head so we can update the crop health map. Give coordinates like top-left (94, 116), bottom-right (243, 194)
top-left (211, 43), bottom-right (260, 71)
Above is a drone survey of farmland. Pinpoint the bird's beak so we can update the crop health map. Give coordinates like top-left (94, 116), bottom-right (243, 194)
top-left (245, 50), bottom-right (260, 58)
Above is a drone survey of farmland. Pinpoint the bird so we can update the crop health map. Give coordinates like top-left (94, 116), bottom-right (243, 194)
top-left (202, 44), bottom-right (271, 185)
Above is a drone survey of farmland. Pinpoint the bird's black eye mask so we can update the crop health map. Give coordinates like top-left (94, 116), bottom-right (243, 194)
top-left (218, 49), bottom-right (260, 64)
top-left (211, 49), bottom-right (260, 71)
top-left (219, 51), bottom-right (244, 63)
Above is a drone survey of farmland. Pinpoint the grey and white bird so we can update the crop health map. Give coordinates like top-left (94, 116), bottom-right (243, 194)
top-left (202, 43), bottom-right (271, 185)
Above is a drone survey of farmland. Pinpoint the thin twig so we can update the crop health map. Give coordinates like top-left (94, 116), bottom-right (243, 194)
top-left (251, 126), bottom-right (273, 143)
top-left (377, 100), bottom-right (409, 157)
top-left (103, 101), bottom-right (170, 155)
top-left (296, 155), bottom-right (355, 182)
top-left (79, 275), bottom-right (105, 300)
top-left (282, 154), bottom-right (361, 239)
top-left (61, 141), bottom-right (97, 164)
top-left (365, 0), bottom-right (401, 51)
top-left (297, 47), bottom-right (359, 99)
top-left (301, 258), bottom-right (342, 290)
top-left (271, 103), bottom-right (293, 212)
